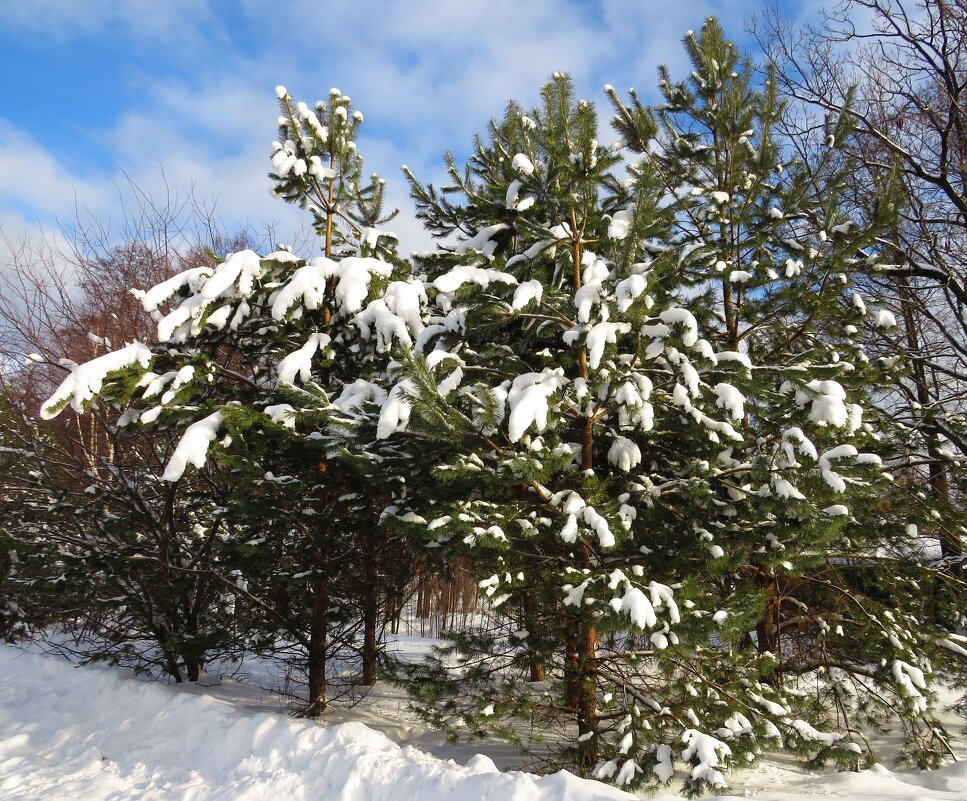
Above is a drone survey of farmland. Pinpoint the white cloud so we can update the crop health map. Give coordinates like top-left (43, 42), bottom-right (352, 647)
top-left (0, 0), bottom-right (778, 259)
top-left (0, 210), bottom-right (72, 279)
top-left (0, 122), bottom-right (115, 221)
top-left (0, 0), bottom-right (220, 45)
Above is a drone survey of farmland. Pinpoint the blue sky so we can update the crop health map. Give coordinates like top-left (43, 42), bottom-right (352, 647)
top-left (0, 0), bottom-right (822, 257)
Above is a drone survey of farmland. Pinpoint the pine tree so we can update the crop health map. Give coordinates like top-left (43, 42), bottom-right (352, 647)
top-left (381, 21), bottom-right (959, 794)
top-left (0, 245), bottom-right (237, 682)
top-left (608, 18), bottom-right (960, 772)
top-left (39, 86), bottom-right (425, 712)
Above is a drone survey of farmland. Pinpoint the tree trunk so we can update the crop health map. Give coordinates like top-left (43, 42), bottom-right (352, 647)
top-left (754, 578), bottom-right (781, 686)
top-left (755, 615), bottom-right (778, 656)
top-left (361, 533), bottom-right (379, 686)
top-left (185, 657), bottom-right (202, 682)
top-left (564, 636), bottom-right (580, 708)
top-left (155, 627), bottom-right (184, 683)
top-left (523, 585), bottom-right (545, 682)
top-left (183, 596), bottom-right (203, 682)
top-left (895, 276), bottom-right (960, 559)
top-left (575, 541), bottom-right (598, 773)
top-left (529, 655), bottom-right (546, 683)
top-left (575, 621), bottom-right (598, 774)
top-left (305, 580), bottom-right (328, 716)
top-left (166, 659), bottom-right (184, 683)
top-left (567, 211), bottom-right (598, 772)
top-left (894, 273), bottom-right (961, 628)
top-left (0, 550), bottom-right (11, 639)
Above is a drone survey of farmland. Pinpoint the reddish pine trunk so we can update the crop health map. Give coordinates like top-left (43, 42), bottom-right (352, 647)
top-left (576, 623), bottom-right (598, 773)
top-left (575, 542), bottom-right (598, 772)
top-left (564, 637), bottom-right (580, 707)
top-left (523, 585), bottom-right (545, 682)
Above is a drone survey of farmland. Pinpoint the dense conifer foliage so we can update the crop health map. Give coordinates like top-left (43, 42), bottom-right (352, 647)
top-left (381, 22), bottom-right (959, 792)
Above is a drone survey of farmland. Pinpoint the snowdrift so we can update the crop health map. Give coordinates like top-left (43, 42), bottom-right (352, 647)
top-left (0, 646), bottom-right (635, 801)
top-left (2, 645), bottom-right (966, 801)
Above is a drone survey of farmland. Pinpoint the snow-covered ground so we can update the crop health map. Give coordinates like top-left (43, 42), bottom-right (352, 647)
top-left (1, 644), bottom-right (966, 801)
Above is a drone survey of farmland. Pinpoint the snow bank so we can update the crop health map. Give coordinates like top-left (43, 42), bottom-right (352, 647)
top-left (1, 647), bottom-right (965, 801)
top-left (0, 647), bottom-right (637, 801)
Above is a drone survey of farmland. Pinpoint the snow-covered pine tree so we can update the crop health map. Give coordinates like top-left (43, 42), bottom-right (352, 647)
top-left (772, 75), bottom-right (967, 697)
top-left (0, 398), bottom-right (232, 681)
top-left (385, 71), bottom-right (761, 791)
top-left (39, 86), bottom-right (425, 712)
top-left (606, 17), bottom-right (961, 772)
top-left (263, 84), bottom-right (416, 693)
top-left (0, 241), bottom-right (240, 682)
top-left (380, 22), bottom-right (959, 794)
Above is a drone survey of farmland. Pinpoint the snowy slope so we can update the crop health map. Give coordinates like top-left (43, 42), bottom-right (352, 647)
top-left (0, 647), bottom-right (634, 801)
top-left (1, 645), bottom-right (966, 801)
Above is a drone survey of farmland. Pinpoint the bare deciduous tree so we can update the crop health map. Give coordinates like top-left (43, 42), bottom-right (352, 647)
top-left (759, 0), bottom-right (967, 574)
